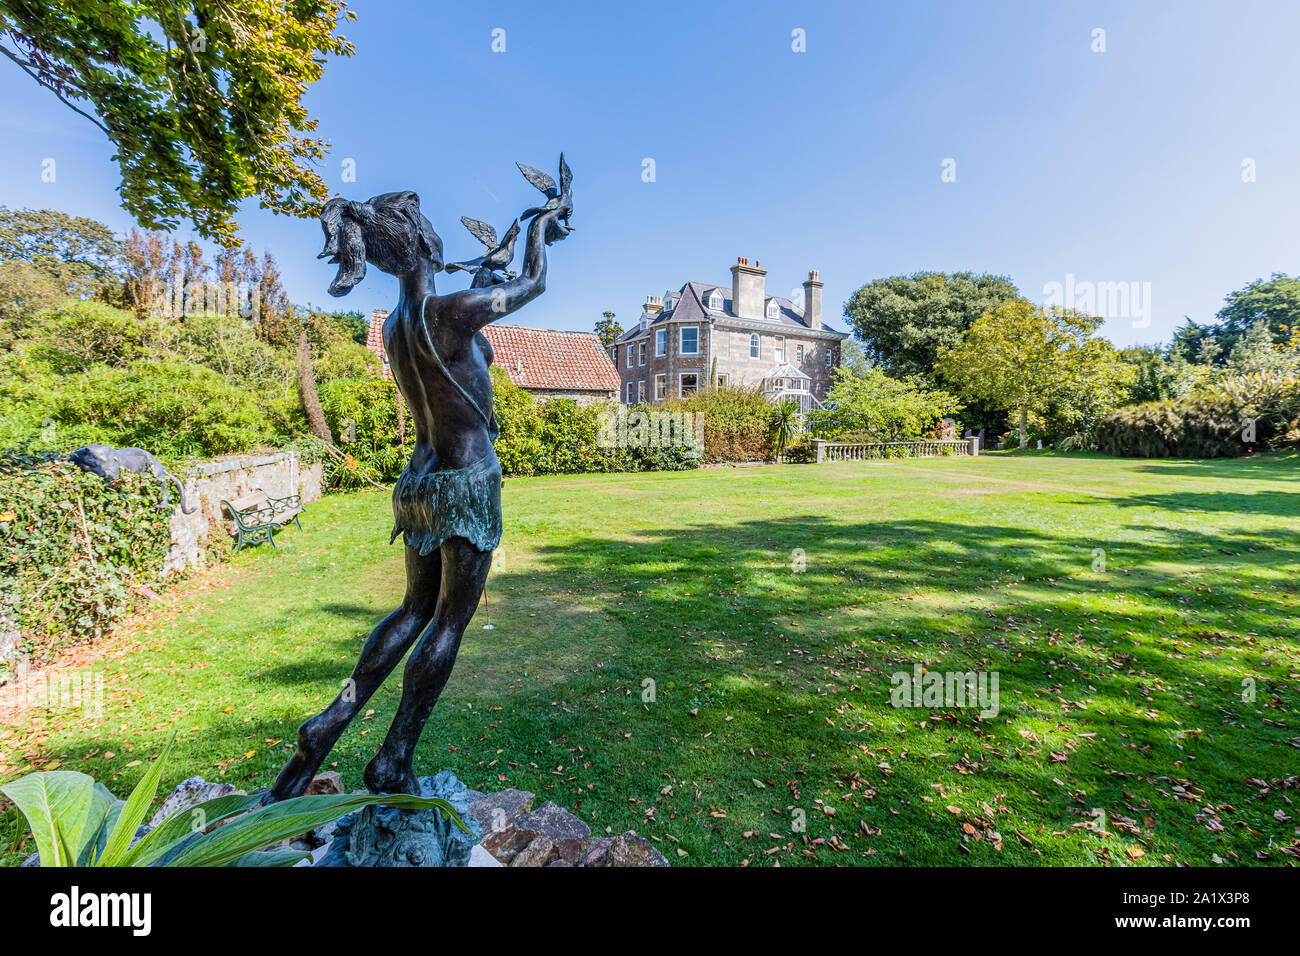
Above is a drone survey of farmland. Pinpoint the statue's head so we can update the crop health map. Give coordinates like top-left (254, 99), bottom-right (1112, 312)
top-left (69, 444), bottom-right (118, 480)
top-left (319, 191), bottom-right (443, 296)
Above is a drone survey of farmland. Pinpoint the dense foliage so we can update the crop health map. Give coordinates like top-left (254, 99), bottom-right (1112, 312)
top-left (0, 3), bottom-right (355, 244)
top-left (844, 272), bottom-right (1021, 381)
top-left (808, 366), bottom-right (961, 442)
top-left (0, 451), bottom-right (171, 660)
top-left (663, 387), bottom-right (772, 464)
top-left (1172, 274), bottom-right (1300, 362)
top-left (937, 302), bottom-right (1134, 448)
top-left (1095, 370), bottom-right (1299, 458)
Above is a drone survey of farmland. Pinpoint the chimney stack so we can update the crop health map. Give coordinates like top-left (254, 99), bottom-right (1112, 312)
top-left (730, 256), bottom-right (767, 320)
top-left (641, 294), bottom-right (663, 330)
top-left (802, 269), bottom-right (823, 331)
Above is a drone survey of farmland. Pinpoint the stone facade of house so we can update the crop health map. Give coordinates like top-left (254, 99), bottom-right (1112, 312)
top-left (611, 258), bottom-right (848, 408)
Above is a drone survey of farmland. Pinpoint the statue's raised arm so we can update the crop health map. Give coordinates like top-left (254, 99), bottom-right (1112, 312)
top-left (433, 154), bottom-right (573, 341)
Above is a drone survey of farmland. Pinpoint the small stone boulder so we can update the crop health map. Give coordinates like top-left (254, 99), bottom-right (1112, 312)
top-left (466, 787), bottom-right (534, 835)
top-left (597, 831), bottom-right (670, 867)
top-left (510, 835), bottom-right (557, 867)
top-left (148, 776), bottom-right (241, 828)
top-left (481, 800), bottom-right (590, 865)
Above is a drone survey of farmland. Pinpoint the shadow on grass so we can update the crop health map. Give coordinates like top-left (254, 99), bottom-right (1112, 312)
top-left (5, 505), bottom-right (1297, 866)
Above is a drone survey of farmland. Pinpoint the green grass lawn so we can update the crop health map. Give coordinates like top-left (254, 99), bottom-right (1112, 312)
top-left (3, 450), bottom-right (1298, 866)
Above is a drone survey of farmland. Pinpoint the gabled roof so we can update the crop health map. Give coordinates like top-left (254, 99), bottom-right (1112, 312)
top-left (616, 279), bottom-right (842, 341)
top-left (481, 325), bottom-right (621, 392)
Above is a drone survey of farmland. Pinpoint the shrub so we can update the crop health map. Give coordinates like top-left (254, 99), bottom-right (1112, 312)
top-left (809, 367), bottom-right (961, 442)
top-left (663, 387), bottom-right (773, 463)
top-left (317, 377), bottom-right (405, 487)
top-left (491, 367), bottom-right (543, 477)
top-left (0, 450), bottom-right (172, 660)
top-left (1094, 371), bottom-right (1297, 457)
top-left (536, 398), bottom-right (631, 475)
top-left (51, 360), bottom-right (270, 460)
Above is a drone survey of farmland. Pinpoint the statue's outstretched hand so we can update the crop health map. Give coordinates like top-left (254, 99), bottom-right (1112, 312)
top-left (541, 190), bottom-right (573, 245)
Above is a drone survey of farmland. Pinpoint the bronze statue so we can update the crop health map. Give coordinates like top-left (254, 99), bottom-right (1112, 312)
top-left (270, 157), bottom-right (573, 800)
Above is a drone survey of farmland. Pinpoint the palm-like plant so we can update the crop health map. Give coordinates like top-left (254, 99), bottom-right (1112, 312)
top-left (770, 400), bottom-right (801, 461)
top-left (0, 736), bottom-right (469, 866)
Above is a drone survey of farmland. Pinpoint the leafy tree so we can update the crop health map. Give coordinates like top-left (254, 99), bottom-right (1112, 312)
top-left (1119, 345), bottom-right (1204, 404)
top-left (808, 366), bottom-right (961, 442)
top-left (0, 259), bottom-right (62, 334)
top-left (327, 310), bottom-right (369, 346)
top-left (0, 1), bottom-right (355, 245)
top-left (844, 272), bottom-right (1021, 381)
top-left (1171, 275), bottom-right (1300, 362)
top-left (936, 301), bottom-right (1132, 448)
top-left (0, 207), bottom-right (122, 298)
top-left (595, 311), bottom-right (622, 349)
top-left (1214, 274), bottom-right (1300, 350)
top-left (1227, 319), bottom-right (1292, 375)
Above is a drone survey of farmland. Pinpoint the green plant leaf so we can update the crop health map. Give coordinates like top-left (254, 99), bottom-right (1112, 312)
top-left (161, 792), bottom-right (470, 867)
top-left (0, 770), bottom-right (102, 866)
top-left (229, 846), bottom-right (313, 867)
top-left (96, 733), bottom-right (176, 866)
top-left (76, 784), bottom-right (125, 867)
top-left (121, 792), bottom-right (263, 867)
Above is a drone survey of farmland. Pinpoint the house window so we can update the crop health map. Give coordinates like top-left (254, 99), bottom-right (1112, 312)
top-left (626, 346), bottom-right (634, 370)
top-left (825, 348), bottom-right (833, 367)
top-left (749, 333), bottom-right (759, 358)
top-left (679, 372), bottom-right (699, 396)
top-left (767, 300), bottom-right (779, 320)
top-left (638, 380), bottom-right (646, 402)
top-left (774, 336), bottom-right (785, 363)
top-left (655, 328), bottom-right (667, 357)
top-left (654, 373), bottom-right (665, 401)
top-left (796, 344), bottom-right (804, 364)
top-left (708, 291), bottom-right (722, 311)
top-left (680, 326), bottom-right (699, 355)
top-left (716, 373), bottom-right (729, 388)
top-left (638, 341), bottom-right (646, 366)
top-left (609, 346), bottom-right (617, 363)
top-left (626, 381), bottom-right (635, 403)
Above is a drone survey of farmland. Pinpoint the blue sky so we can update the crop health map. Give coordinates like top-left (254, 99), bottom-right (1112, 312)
top-left (1, 0), bottom-right (1298, 347)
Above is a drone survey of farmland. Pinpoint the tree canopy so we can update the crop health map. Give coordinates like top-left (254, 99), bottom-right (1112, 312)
top-left (0, 1), bottom-right (355, 245)
top-left (843, 271), bottom-right (1021, 381)
top-left (937, 301), bottom-right (1132, 448)
top-left (1172, 274), bottom-right (1300, 362)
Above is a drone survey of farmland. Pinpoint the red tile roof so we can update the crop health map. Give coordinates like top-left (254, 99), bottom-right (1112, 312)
top-left (366, 311), bottom-right (618, 393)
top-left (482, 325), bottom-right (621, 392)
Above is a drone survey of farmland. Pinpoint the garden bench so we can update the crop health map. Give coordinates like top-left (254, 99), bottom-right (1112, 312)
top-left (221, 490), bottom-right (304, 552)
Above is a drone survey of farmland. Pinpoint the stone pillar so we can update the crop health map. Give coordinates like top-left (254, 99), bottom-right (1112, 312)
top-left (812, 438), bottom-right (826, 463)
top-left (968, 436), bottom-right (980, 456)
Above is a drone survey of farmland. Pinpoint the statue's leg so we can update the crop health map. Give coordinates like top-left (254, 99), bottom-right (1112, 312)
top-left (269, 545), bottom-right (442, 800)
top-left (363, 538), bottom-right (491, 795)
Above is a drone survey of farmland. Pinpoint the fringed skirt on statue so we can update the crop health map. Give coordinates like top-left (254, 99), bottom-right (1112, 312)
top-left (390, 454), bottom-right (502, 555)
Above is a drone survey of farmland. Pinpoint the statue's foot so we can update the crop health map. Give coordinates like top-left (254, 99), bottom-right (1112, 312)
top-left (363, 751), bottom-right (421, 796)
top-left (269, 715), bottom-right (332, 801)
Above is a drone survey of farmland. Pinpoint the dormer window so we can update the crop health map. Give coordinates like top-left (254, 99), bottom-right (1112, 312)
top-left (766, 300), bottom-right (779, 320)
top-left (707, 291), bottom-right (723, 311)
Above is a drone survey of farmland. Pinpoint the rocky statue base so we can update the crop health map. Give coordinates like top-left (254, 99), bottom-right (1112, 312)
top-left (315, 770), bottom-right (483, 868)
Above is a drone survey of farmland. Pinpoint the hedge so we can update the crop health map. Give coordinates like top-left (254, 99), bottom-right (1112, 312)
top-left (0, 450), bottom-right (171, 662)
top-left (1094, 372), bottom-right (1298, 457)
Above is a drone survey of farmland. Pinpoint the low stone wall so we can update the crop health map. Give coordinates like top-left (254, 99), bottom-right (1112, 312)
top-left (165, 451), bottom-right (323, 574)
top-left (812, 438), bottom-right (979, 462)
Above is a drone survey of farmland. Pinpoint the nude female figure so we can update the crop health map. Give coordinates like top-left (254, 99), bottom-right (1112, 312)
top-left (270, 167), bottom-right (572, 799)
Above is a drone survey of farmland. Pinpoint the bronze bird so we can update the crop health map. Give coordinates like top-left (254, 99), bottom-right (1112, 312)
top-left (518, 153), bottom-right (573, 236)
top-left (445, 216), bottom-right (520, 287)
